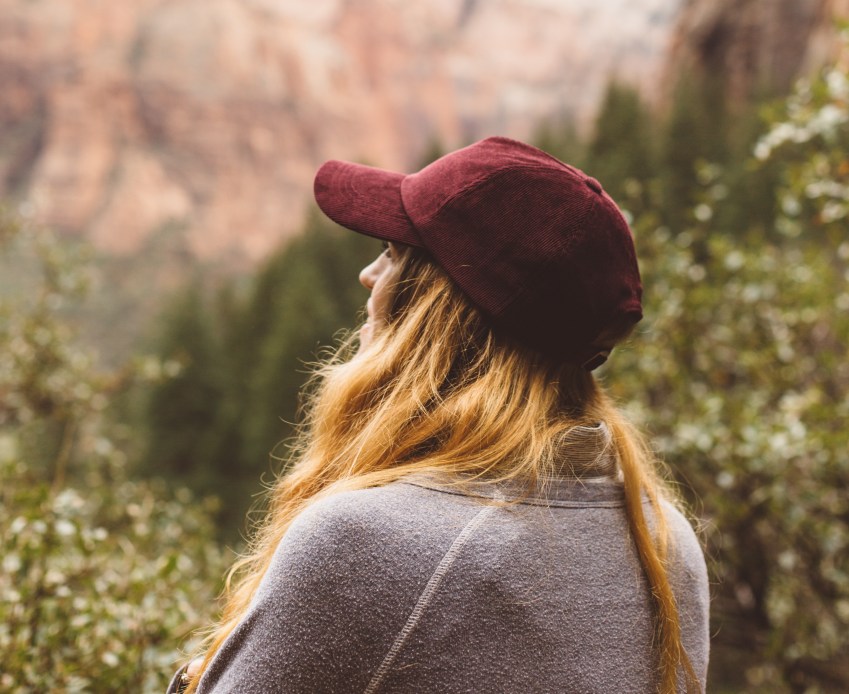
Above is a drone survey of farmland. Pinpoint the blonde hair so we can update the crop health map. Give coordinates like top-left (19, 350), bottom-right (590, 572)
top-left (188, 246), bottom-right (699, 693)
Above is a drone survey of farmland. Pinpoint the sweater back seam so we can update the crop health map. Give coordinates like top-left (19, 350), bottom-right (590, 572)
top-left (363, 504), bottom-right (498, 694)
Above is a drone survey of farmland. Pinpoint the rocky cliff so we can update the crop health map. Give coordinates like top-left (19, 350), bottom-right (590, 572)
top-left (0, 0), bottom-right (682, 263)
top-left (0, 0), bottom-right (845, 264)
top-left (664, 0), bottom-right (849, 102)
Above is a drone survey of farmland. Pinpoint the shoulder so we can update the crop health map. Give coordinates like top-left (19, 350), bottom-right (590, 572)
top-left (264, 480), bottom-right (483, 593)
top-left (283, 479), bottom-right (479, 549)
top-left (660, 500), bottom-right (708, 579)
top-left (659, 500), bottom-right (711, 683)
top-left (199, 482), bottom-right (476, 693)
top-left (659, 501), bottom-right (710, 632)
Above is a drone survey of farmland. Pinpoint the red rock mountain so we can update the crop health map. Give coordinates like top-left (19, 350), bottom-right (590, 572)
top-left (664, 0), bottom-right (849, 103)
top-left (0, 0), bottom-right (843, 264)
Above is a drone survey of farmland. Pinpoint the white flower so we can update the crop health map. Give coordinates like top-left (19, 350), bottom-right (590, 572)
top-left (0, 435), bottom-right (18, 462)
top-left (724, 251), bottom-right (745, 271)
top-left (754, 141), bottom-right (771, 160)
top-left (55, 519), bottom-right (76, 537)
top-left (778, 550), bottom-right (797, 570)
top-left (54, 489), bottom-right (84, 513)
top-left (812, 104), bottom-right (848, 133)
top-left (694, 203), bottom-right (713, 222)
top-left (2, 554), bottom-right (22, 573)
top-left (716, 471), bottom-right (735, 489)
top-left (826, 69), bottom-right (849, 99)
top-left (780, 195), bottom-right (801, 216)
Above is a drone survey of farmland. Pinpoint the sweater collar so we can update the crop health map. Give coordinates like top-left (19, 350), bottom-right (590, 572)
top-left (402, 422), bottom-right (624, 505)
top-left (547, 421), bottom-right (617, 480)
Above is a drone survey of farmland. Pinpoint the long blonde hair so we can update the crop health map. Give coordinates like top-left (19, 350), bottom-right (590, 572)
top-left (188, 246), bottom-right (699, 693)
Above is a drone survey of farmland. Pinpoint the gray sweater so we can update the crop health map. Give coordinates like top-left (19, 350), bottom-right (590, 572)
top-left (186, 425), bottom-right (709, 693)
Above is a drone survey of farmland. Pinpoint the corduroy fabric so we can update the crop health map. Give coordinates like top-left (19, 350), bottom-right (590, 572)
top-left (188, 425), bottom-right (710, 694)
top-left (313, 137), bottom-right (643, 367)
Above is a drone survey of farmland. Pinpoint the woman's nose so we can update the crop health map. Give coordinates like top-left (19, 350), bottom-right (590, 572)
top-left (360, 259), bottom-right (378, 290)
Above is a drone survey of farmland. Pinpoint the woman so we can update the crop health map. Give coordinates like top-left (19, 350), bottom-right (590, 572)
top-left (170, 137), bottom-right (709, 693)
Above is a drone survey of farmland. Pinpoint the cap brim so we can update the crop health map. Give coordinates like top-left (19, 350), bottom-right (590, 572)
top-left (313, 160), bottom-right (424, 248)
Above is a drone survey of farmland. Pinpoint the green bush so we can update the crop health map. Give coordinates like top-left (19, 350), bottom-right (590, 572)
top-left (606, 54), bottom-right (849, 691)
top-left (0, 211), bottom-right (229, 692)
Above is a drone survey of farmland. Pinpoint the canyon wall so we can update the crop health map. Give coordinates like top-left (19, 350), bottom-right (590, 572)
top-left (0, 0), bottom-right (681, 263)
top-left (0, 0), bottom-right (845, 264)
top-left (664, 0), bottom-right (849, 102)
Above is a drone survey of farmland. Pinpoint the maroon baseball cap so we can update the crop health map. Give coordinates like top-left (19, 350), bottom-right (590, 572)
top-left (314, 136), bottom-right (642, 369)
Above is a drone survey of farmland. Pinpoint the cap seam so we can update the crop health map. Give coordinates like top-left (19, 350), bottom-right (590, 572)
top-left (410, 164), bottom-right (582, 227)
top-left (487, 136), bottom-right (583, 175)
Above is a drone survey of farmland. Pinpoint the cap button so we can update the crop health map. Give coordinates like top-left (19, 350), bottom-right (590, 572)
top-left (585, 176), bottom-right (603, 194)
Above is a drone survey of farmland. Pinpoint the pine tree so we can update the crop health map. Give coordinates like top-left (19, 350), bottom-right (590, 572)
top-left (659, 75), bottom-right (728, 232)
top-left (417, 136), bottom-right (446, 168)
top-left (240, 211), bottom-right (376, 476)
top-left (584, 82), bottom-right (655, 215)
top-left (713, 103), bottom-right (779, 237)
top-left (135, 211), bottom-right (378, 536)
top-left (532, 117), bottom-right (584, 168)
top-left (142, 279), bottom-right (222, 489)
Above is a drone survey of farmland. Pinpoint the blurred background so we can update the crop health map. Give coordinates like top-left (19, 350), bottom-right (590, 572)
top-left (1, 0), bottom-right (848, 691)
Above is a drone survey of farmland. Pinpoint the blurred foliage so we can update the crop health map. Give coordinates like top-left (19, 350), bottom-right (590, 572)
top-left (602, 56), bottom-right (848, 693)
top-left (583, 82), bottom-right (656, 215)
top-left (0, 210), bottom-right (229, 692)
top-left (613, 205), bottom-right (849, 692)
top-left (531, 116), bottom-right (585, 171)
top-left (756, 55), bottom-right (849, 245)
top-left (134, 210), bottom-right (378, 536)
top-left (659, 75), bottom-right (730, 232)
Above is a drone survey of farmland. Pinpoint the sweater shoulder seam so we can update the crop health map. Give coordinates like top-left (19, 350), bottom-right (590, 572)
top-left (363, 503), bottom-right (498, 693)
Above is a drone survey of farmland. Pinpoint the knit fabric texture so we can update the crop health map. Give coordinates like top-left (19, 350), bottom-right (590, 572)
top-left (188, 424), bottom-right (710, 693)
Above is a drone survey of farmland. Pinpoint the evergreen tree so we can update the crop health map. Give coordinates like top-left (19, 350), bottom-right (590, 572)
top-left (136, 211), bottom-right (377, 537)
top-left (659, 75), bottom-right (728, 232)
top-left (713, 104), bottom-right (780, 238)
top-left (584, 82), bottom-right (655, 214)
top-left (198, 281), bottom-right (259, 527)
top-left (240, 211), bottom-right (376, 479)
top-left (417, 136), bottom-right (446, 168)
top-left (141, 279), bottom-right (222, 490)
top-left (532, 117), bottom-right (584, 168)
